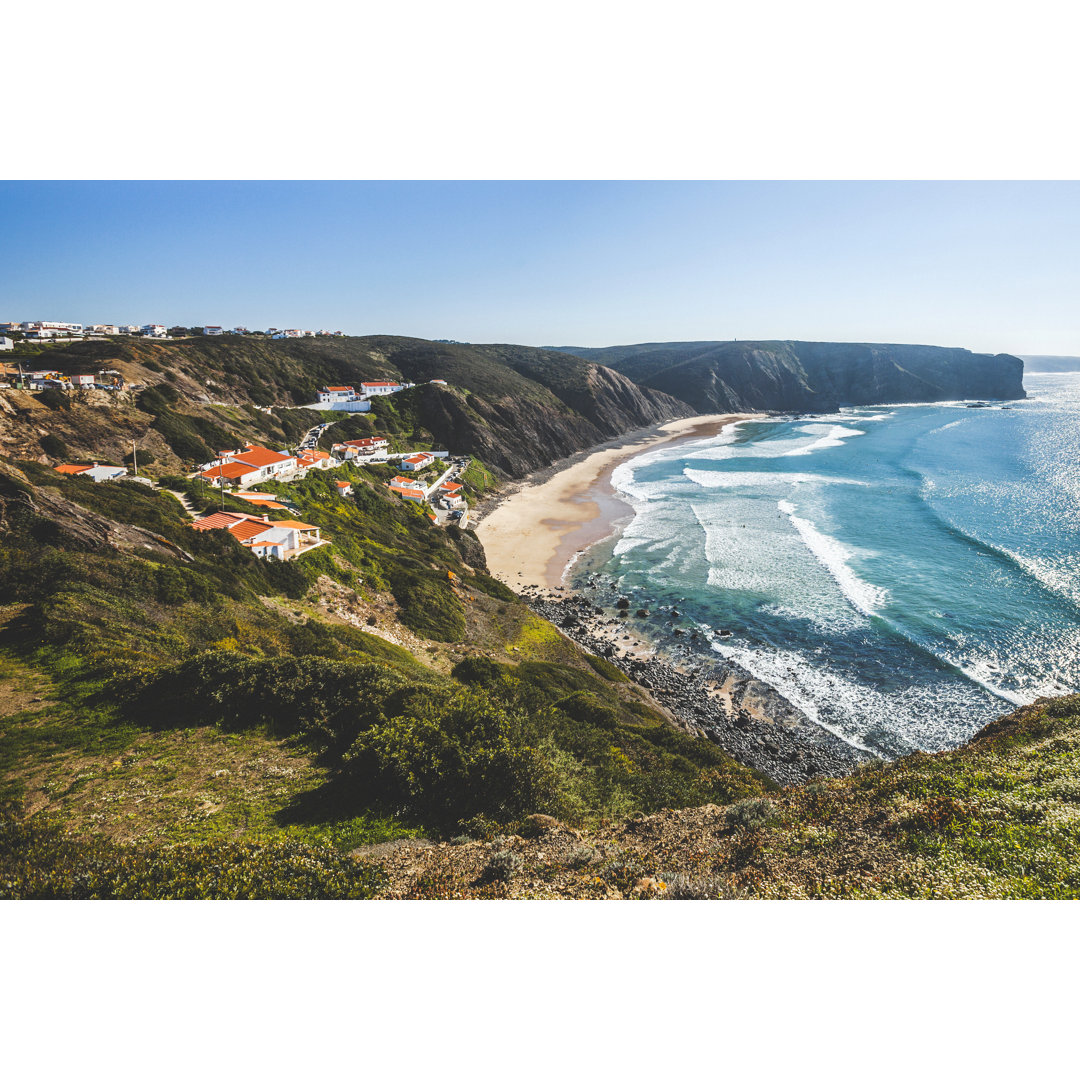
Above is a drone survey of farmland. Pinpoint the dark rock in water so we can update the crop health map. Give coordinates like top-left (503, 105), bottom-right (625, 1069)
top-left (636, 609), bottom-right (649, 618)
top-left (673, 628), bottom-right (684, 636)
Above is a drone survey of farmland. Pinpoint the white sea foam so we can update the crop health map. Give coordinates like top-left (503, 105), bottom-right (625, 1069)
top-left (777, 501), bottom-right (888, 617)
top-left (682, 469), bottom-right (869, 489)
top-left (782, 424), bottom-right (866, 457)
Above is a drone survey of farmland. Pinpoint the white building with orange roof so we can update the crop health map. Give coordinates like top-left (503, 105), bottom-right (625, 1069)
top-left (190, 511), bottom-right (324, 560)
top-left (199, 444), bottom-right (297, 488)
top-left (398, 452), bottom-right (435, 472)
top-left (296, 448), bottom-right (334, 471)
top-left (360, 380), bottom-right (405, 397)
top-left (54, 462), bottom-right (128, 482)
top-left (333, 436), bottom-right (389, 460)
top-left (388, 475), bottom-right (426, 502)
top-left (438, 480), bottom-right (466, 508)
top-left (318, 385), bottom-right (356, 404)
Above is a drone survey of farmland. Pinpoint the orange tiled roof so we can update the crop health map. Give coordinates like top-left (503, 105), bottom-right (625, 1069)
top-left (228, 519), bottom-right (274, 542)
top-left (54, 464), bottom-right (92, 474)
top-left (440, 482), bottom-right (463, 493)
top-left (191, 511), bottom-right (248, 531)
top-left (233, 496), bottom-right (287, 509)
top-left (265, 519), bottom-right (317, 531)
top-left (324, 385), bottom-right (354, 392)
top-left (231, 445), bottom-right (292, 468)
top-left (200, 461), bottom-right (255, 481)
top-left (361, 381), bottom-right (400, 387)
top-left (390, 476), bottom-right (423, 487)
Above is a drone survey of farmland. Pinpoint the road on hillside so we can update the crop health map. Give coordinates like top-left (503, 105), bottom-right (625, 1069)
top-left (297, 422), bottom-right (333, 453)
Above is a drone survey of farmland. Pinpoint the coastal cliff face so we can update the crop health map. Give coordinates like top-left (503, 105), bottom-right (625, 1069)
top-left (555, 340), bottom-right (1027, 413)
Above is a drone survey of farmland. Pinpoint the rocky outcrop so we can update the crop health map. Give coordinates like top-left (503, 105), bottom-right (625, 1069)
top-left (555, 340), bottom-right (1026, 413)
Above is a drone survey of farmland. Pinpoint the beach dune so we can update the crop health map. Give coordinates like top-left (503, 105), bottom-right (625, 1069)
top-left (475, 413), bottom-right (759, 589)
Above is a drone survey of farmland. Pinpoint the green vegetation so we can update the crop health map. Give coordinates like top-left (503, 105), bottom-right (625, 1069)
top-left (39, 434), bottom-right (68, 458)
top-left (0, 807), bottom-right (386, 899)
top-left (0, 450), bottom-right (770, 900)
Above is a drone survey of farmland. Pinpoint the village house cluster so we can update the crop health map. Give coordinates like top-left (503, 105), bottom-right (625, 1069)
top-left (1, 322), bottom-right (167, 342)
top-left (0, 321), bottom-right (346, 344)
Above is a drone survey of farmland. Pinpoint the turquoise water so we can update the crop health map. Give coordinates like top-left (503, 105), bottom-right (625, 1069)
top-left (573, 373), bottom-right (1080, 757)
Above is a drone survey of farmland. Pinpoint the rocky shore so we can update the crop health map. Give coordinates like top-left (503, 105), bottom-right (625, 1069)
top-left (524, 585), bottom-right (872, 785)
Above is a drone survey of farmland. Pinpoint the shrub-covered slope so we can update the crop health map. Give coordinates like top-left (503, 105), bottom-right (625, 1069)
top-left (0, 454), bottom-right (770, 897)
top-left (6, 335), bottom-right (693, 477)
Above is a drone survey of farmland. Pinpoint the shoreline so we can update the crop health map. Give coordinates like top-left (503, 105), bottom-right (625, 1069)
top-left (523, 586), bottom-right (873, 784)
top-left (474, 412), bottom-right (760, 589)
top-left (471, 412), bottom-right (871, 783)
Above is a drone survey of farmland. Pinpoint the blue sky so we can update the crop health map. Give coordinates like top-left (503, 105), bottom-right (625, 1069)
top-left (2, 180), bottom-right (1077, 354)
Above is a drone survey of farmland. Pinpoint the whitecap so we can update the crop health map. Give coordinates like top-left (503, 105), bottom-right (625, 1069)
top-left (777, 501), bottom-right (889, 617)
top-left (782, 425), bottom-right (866, 457)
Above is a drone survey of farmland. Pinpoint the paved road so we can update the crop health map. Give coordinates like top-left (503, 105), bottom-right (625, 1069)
top-left (297, 422), bottom-right (332, 453)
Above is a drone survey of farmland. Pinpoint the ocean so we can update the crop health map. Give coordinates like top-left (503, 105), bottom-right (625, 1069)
top-left (571, 373), bottom-right (1080, 758)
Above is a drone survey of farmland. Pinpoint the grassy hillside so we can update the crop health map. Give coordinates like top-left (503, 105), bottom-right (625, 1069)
top-left (0, 452), bottom-right (771, 896)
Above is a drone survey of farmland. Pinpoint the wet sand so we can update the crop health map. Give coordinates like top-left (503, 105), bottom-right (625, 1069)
top-left (475, 413), bottom-right (759, 588)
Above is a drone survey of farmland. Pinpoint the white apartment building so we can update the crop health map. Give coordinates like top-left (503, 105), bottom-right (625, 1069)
top-left (141, 324), bottom-right (167, 337)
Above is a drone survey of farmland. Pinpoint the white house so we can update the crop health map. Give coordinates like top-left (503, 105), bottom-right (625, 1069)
top-left (318, 386), bottom-right (356, 404)
top-left (118, 325), bottom-right (140, 335)
top-left (22, 321), bottom-right (83, 334)
top-left (398, 452), bottom-right (436, 472)
top-left (0, 337), bottom-right (13, 351)
top-left (190, 511), bottom-right (323, 561)
top-left (438, 481), bottom-right (467, 508)
top-left (360, 381), bottom-right (404, 397)
top-left (141, 324), bottom-right (167, 337)
top-left (54, 462), bottom-right (128, 482)
top-left (198, 443), bottom-right (297, 489)
top-left (388, 476), bottom-right (426, 503)
top-left (70, 374), bottom-right (96, 388)
top-left (203, 325), bottom-right (224, 336)
top-left (333, 436), bottom-right (389, 459)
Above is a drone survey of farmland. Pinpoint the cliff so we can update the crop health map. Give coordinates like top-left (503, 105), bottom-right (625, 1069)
top-left (553, 340), bottom-right (1027, 413)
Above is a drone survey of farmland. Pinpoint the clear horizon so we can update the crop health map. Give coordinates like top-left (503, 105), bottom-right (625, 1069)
top-left (2, 180), bottom-right (1078, 355)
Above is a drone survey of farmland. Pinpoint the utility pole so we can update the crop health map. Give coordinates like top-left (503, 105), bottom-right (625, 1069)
top-left (219, 459), bottom-right (225, 511)
top-left (131, 439), bottom-right (138, 477)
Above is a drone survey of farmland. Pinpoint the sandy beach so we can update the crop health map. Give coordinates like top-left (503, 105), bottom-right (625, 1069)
top-left (475, 413), bottom-right (760, 588)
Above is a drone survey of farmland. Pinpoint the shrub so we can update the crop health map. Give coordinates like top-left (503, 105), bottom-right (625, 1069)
top-left (39, 434), bottom-right (68, 458)
top-left (343, 689), bottom-right (557, 825)
top-left (662, 873), bottom-right (739, 900)
top-left (481, 848), bottom-right (523, 883)
top-left (37, 388), bottom-right (71, 411)
top-left (726, 798), bottom-right (778, 831)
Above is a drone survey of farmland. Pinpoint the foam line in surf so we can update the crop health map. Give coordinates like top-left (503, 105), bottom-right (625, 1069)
top-left (777, 501), bottom-right (889, 617)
